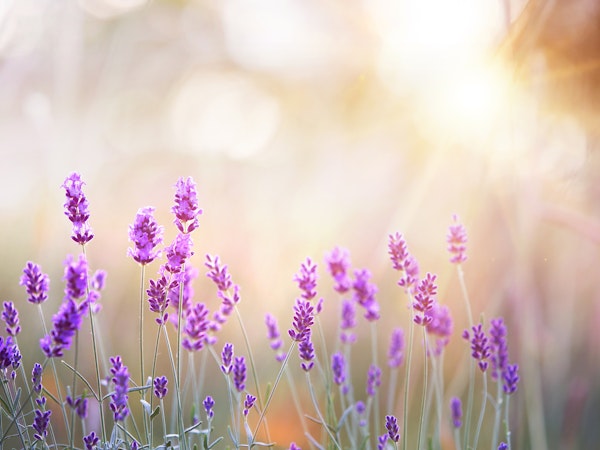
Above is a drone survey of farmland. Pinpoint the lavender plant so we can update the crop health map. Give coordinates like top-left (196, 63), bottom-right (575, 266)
top-left (0, 174), bottom-right (520, 450)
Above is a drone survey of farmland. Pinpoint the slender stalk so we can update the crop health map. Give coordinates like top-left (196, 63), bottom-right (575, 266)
top-left (0, 375), bottom-right (27, 448)
top-left (416, 326), bottom-right (428, 450)
top-left (370, 321), bottom-right (380, 444)
top-left (457, 264), bottom-right (475, 448)
top-left (305, 371), bottom-right (342, 450)
top-left (163, 324), bottom-right (186, 450)
top-left (402, 300), bottom-right (415, 450)
top-left (491, 379), bottom-right (503, 449)
top-left (472, 372), bottom-right (488, 449)
top-left (175, 270), bottom-right (186, 449)
top-left (504, 395), bottom-right (512, 450)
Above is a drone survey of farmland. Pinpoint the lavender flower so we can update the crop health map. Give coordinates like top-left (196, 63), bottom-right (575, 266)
top-left (265, 313), bottom-right (285, 362)
top-left (0, 336), bottom-right (20, 371)
top-left (489, 317), bottom-right (509, 382)
top-left (413, 273), bottom-right (437, 326)
top-left (163, 233), bottom-right (194, 277)
top-left (352, 268), bottom-right (380, 321)
top-left (172, 176), bottom-right (202, 233)
top-left (288, 298), bottom-right (314, 342)
top-left (339, 299), bottom-right (357, 344)
top-left (83, 431), bottom-right (99, 450)
top-left (2, 301), bottom-right (20, 336)
top-left (221, 343), bottom-right (234, 375)
top-left (109, 356), bottom-right (130, 421)
top-left (91, 270), bottom-right (107, 291)
top-left (154, 376), bottom-right (168, 399)
top-left (331, 352), bottom-right (346, 386)
top-left (32, 363), bottom-right (43, 393)
top-left (425, 304), bottom-right (453, 356)
top-left (204, 395), bottom-right (215, 419)
top-left (366, 364), bottom-right (381, 397)
top-left (243, 393), bottom-right (256, 416)
top-left (182, 302), bottom-right (210, 351)
top-left (32, 409), bottom-right (52, 441)
top-left (128, 207), bottom-right (163, 265)
top-left (388, 327), bottom-right (405, 368)
top-left (463, 323), bottom-right (491, 372)
top-left (289, 443), bottom-right (301, 450)
top-left (451, 397), bottom-right (462, 428)
top-left (167, 265), bottom-right (198, 322)
top-left (147, 275), bottom-right (170, 325)
top-left (503, 364), bottom-right (519, 394)
top-left (385, 414), bottom-right (400, 442)
top-left (20, 262), bottom-right (50, 304)
top-left (377, 434), bottom-right (388, 450)
top-left (205, 254), bottom-right (233, 291)
top-left (447, 214), bottom-right (467, 264)
top-left (388, 232), bottom-right (419, 289)
top-left (355, 401), bottom-right (366, 427)
top-left (325, 247), bottom-right (352, 293)
top-left (66, 395), bottom-right (88, 418)
top-left (498, 443), bottom-right (508, 450)
top-left (294, 257), bottom-right (318, 300)
top-left (233, 356), bottom-right (246, 392)
top-left (62, 172), bottom-right (93, 245)
top-left (299, 334), bottom-right (315, 372)
top-left (40, 299), bottom-right (83, 358)
top-left (63, 254), bottom-right (88, 301)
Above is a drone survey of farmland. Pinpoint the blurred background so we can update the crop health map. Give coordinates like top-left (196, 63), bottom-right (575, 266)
top-left (1, 0), bottom-right (600, 448)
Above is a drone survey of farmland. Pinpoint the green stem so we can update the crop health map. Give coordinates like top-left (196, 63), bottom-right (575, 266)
top-left (473, 372), bottom-right (488, 450)
top-left (416, 326), bottom-right (428, 450)
top-left (402, 296), bottom-right (415, 450)
top-left (305, 371), bottom-right (341, 450)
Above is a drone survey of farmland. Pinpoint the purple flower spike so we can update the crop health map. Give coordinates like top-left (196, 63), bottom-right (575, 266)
top-left (0, 336), bottom-right (20, 370)
top-left (299, 334), bottom-right (315, 372)
top-left (20, 262), bottom-right (50, 304)
top-left (265, 313), bottom-right (285, 362)
top-left (163, 233), bottom-right (194, 276)
top-left (40, 299), bottom-right (83, 358)
top-left (294, 257), bottom-right (318, 300)
top-left (147, 275), bottom-right (170, 325)
top-left (153, 376), bottom-right (168, 399)
top-left (489, 317), bottom-right (508, 382)
top-left (425, 304), bottom-right (453, 356)
top-left (182, 302), bottom-right (210, 351)
top-left (331, 352), bottom-right (346, 386)
top-left (289, 443), bottom-right (301, 450)
top-left (289, 298), bottom-right (314, 342)
top-left (221, 343), bottom-right (234, 375)
top-left (128, 207), bottom-right (163, 265)
top-left (503, 364), bottom-right (519, 394)
top-left (109, 356), bottom-right (130, 422)
top-left (32, 409), bottom-right (52, 441)
top-left (83, 431), bottom-right (99, 450)
top-left (463, 323), bottom-right (491, 372)
top-left (325, 247), bottom-right (352, 293)
top-left (205, 254), bottom-right (233, 292)
top-left (172, 176), bottom-right (202, 234)
top-left (366, 364), bottom-right (381, 397)
top-left (385, 414), bottom-right (400, 442)
top-left (388, 327), bottom-right (405, 368)
top-left (233, 356), bottom-right (247, 392)
top-left (377, 434), bottom-right (388, 450)
top-left (243, 393), bottom-right (256, 416)
top-left (447, 214), bottom-right (468, 264)
top-left (413, 273), bottom-right (437, 326)
top-left (2, 301), bottom-right (20, 336)
top-left (32, 363), bottom-right (43, 393)
top-left (339, 299), bottom-right (357, 344)
top-left (203, 396), bottom-right (215, 419)
top-left (67, 395), bottom-right (88, 419)
top-left (451, 397), bottom-right (462, 428)
top-left (63, 254), bottom-right (88, 301)
top-left (62, 172), bottom-right (94, 245)
top-left (388, 232), bottom-right (420, 289)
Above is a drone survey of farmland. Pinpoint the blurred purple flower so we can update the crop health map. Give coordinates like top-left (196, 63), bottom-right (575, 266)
top-left (339, 299), bottom-right (357, 344)
top-left (233, 356), bottom-right (246, 392)
top-left (153, 376), bottom-right (168, 399)
top-left (221, 343), bottom-right (234, 375)
top-left (62, 172), bottom-right (93, 245)
top-left (66, 395), bottom-right (88, 419)
top-left (352, 268), bottom-right (380, 321)
top-left (366, 364), bottom-right (381, 397)
top-left (325, 247), bottom-right (352, 293)
top-left (413, 273), bottom-right (437, 326)
top-left (425, 304), bottom-right (453, 356)
top-left (503, 364), bottom-right (519, 394)
top-left (83, 431), bottom-right (99, 450)
top-left (0, 336), bottom-right (20, 371)
top-left (489, 317), bottom-right (509, 382)
top-left (90, 270), bottom-right (107, 291)
top-left (243, 393), bottom-right (256, 416)
top-left (109, 355), bottom-right (130, 421)
top-left (205, 254), bottom-right (233, 292)
top-left (289, 443), bottom-right (301, 450)
top-left (299, 334), bottom-right (315, 372)
top-left (463, 323), bottom-right (491, 372)
top-left (40, 299), bottom-right (83, 358)
top-left (498, 443), bottom-right (508, 450)
top-left (64, 254), bottom-right (88, 301)
top-left (2, 301), bottom-right (20, 336)
top-left (182, 302), bottom-right (210, 351)
top-left (128, 207), bottom-right (163, 265)
top-left (288, 298), bottom-right (314, 342)
top-left (163, 233), bottom-right (194, 277)
top-left (331, 352), bottom-right (346, 386)
top-left (265, 313), bottom-right (285, 362)
top-left (447, 214), bottom-right (467, 264)
top-left (32, 409), bottom-right (52, 441)
top-left (203, 395), bottom-right (215, 419)
top-left (32, 363), bottom-right (43, 394)
top-left (377, 434), bottom-right (388, 450)
top-left (294, 257), bottom-right (318, 301)
top-left (385, 414), bottom-right (400, 442)
top-left (147, 275), bottom-right (170, 325)
top-left (451, 397), bottom-right (462, 428)
top-left (388, 327), bottom-right (405, 368)
top-left (20, 262), bottom-right (50, 304)
top-left (172, 176), bottom-right (202, 234)
top-left (388, 232), bottom-right (419, 289)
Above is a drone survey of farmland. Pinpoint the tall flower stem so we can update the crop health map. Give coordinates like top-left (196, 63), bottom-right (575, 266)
top-left (163, 325), bottom-right (186, 450)
top-left (491, 380), bottom-right (503, 449)
top-left (416, 326), bottom-right (428, 450)
top-left (0, 378), bottom-right (27, 448)
top-left (504, 395), bottom-right (513, 450)
top-left (175, 276), bottom-right (186, 450)
top-left (457, 264), bottom-right (475, 448)
top-left (370, 321), bottom-right (380, 443)
top-left (137, 265), bottom-right (150, 445)
top-left (402, 298), bottom-right (415, 450)
top-left (473, 372), bottom-right (488, 449)
top-left (305, 371), bottom-right (341, 450)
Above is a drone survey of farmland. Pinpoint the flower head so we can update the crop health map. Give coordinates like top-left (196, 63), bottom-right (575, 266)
top-left (388, 232), bottom-right (419, 289)
top-left (203, 396), bottom-right (215, 419)
top-left (40, 299), bottom-right (83, 358)
top-left (62, 172), bottom-right (93, 245)
top-left (377, 434), bottom-right (388, 450)
top-left (147, 275), bottom-right (170, 325)
top-left (385, 415), bottom-right (400, 442)
top-left (172, 176), bottom-right (202, 233)
top-left (463, 323), bottom-right (491, 372)
top-left (413, 273), bottom-right (437, 326)
top-left (64, 254), bottom-right (88, 301)
top-left (221, 343), bottom-right (234, 375)
top-left (0, 336), bottom-right (20, 371)
top-left (366, 364), bottom-right (381, 397)
top-left (289, 444), bottom-right (301, 450)
top-left (294, 258), bottom-right (318, 300)
top-left (425, 304), bottom-right (453, 355)
top-left (205, 254), bottom-right (233, 291)
top-left (288, 298), bottom-right (314, 342)
top-left (265, 313), bottom-right (285, 362)
top-left (20, 262), bottom-right (50, 304)
top-left (503, 364), bottom-right (519, 394)
top-left (32, 409), bottom-right (52, 441)
top-left (67, 395), bottom-right (88, 419)
top-left (2, 301), bottom-right (20, 336)
top-left (451, 397), bottom-right (462, 428)
top-left (447, 214), bottom-right (467, 264)
top-left (243, 394), bottom-right (256, 416)
top-left (182, 302), bottom-right (210, 351)
top-left (299, 334), bottom-right (315, 372)
top-left (388, 327), bottom-right (405, 368)
top-left (109, 355), bottom-right (130, 421)
top-left (339, 299), bottom-right (357, 344)
top-left (83, 431), bottom-right (99, 450)
top-left (331, 352), bottom-right (346, 386)
top-left (32, 363), bottom-right (43, 394)
top-left (163, 233), bottom-right (194, 277)
top-left (153, 376), bottom-right (168, 399)
top-left (233, 356), bottom-right (247, 392)
top-left (325, 247), bottom-right (352, 293)
top-left (352, 268), bottom-right (379, 321)
top-left (128, 207), bottom-right (163, 265)
top-left (489, 317), bottom-right (509, 382)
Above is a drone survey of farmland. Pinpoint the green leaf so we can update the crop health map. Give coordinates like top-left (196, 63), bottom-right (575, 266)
top-left (150, 405), bottom-right (160, 420)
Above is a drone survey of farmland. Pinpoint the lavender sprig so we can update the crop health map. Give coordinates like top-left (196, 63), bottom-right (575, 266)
top-left (20, 262), bottom-right (50, 305)
top-left (128, 206), bottom-right (163, 265)
top-left (1, 302), bottom-right (20, 336)
top-left (62, 172), bottom-right (94, 245)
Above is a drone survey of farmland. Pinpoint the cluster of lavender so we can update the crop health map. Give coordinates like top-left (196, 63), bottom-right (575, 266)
top-left (0, 173), bottom-right (520, 450)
